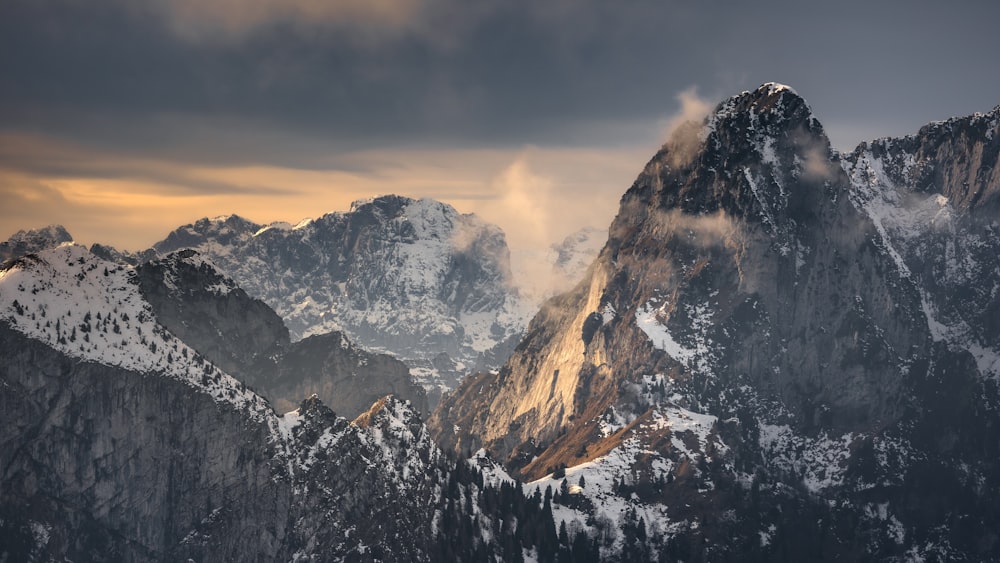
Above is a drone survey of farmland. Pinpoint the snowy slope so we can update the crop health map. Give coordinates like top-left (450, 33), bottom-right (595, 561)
top-left (0, 244), bottom-right (272, 419)
top-left (526, 385), bottom-right (730, 556)
top-left (0, 245), bottom-right (521, 560)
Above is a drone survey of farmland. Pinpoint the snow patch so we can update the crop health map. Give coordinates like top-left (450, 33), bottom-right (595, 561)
top-left (636, 302), bottom-right (695, 364)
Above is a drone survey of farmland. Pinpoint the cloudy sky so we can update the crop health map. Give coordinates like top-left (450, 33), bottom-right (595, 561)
top-left (2, 0), bottom-right (999, 256)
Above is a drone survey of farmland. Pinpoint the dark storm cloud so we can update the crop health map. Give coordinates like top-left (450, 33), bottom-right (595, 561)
top-left (2, 0), bottom-right (1000, 162)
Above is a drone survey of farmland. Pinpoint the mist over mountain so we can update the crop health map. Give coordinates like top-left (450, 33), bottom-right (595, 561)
top-left (3, 83), bottom-right (1000, 561)
top-left (513, 226), bottom-right (609, 304)
top-left (0, 196), bottom-right (604, 410)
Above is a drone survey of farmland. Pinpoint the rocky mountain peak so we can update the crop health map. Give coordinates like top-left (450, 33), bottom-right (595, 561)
top-left (353, 394), bottom-right (422, 432)
top-left (430, 87), bottom-right (1000, 560)
top-left (628, 82), bottom-right (838, 242)
top-left (349, 194), bottom-right (413, 215)
top-left (147, 249), bottom-right (240, 295)
top-left (292, 393), bottom-right (340, 430)
top-left (5, 224), bottom-right (73, 245)
top-left (154, 214), bottom-right (261, 253)
top-left (0, 224), bottom-right (73, 263)
top-left (435, 80), bottom-right (929, 473)
top-left (707, 82), bottom-right (817, 134)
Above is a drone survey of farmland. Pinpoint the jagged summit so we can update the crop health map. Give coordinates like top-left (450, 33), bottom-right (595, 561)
top-left (759, 81), bottom-right (796, 94)
top-left (154, 214), bottom-right (261, 253)
top-left (706, 81), bottom-right (818, 135)
top-left (352, 394), bottom-right (422, 431)
top-left (337, 195), bottom-right (499, 245)
top-left (0, 224), bottom-right (73, 263)
top-left (433, 87), bottom-right (1000, 560)
top-left (5, 224), bottom-right (72, 245)
top-left (348, 194), bottom-right (419, 214)
top-left (847, 103), bottom-right (1000, 216)
top-left (631, 82), bottom-right (838, 238)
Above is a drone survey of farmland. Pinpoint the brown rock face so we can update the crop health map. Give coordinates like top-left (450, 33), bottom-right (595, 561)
top-left (433, 83), bottom-right (930, 471)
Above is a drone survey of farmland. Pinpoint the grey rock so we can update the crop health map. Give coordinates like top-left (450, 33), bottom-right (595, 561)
top-left (135, 249), bottom-right (428, 418)
top-left (0, 225), bottom-right (72, 264)
top-left (150, 196), bottom-right (530, 399)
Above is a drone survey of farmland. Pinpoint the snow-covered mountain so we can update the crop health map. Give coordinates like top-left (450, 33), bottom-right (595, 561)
top-left (433, 84), bottom-right (1000, 560)
top-left (551, 226), bottom-right (606, 282)
top-left (843, 107), bottom-right (1000, 379)
top-left (6, 83), bottom-right (1000, 561)
top-left (149, 196), bottom-right (533, 403)
top-left (0, 200), bottom-right (602, 406)
top-left (0, 244), bottom-right (566, 561)
top-left (0, 225), bottom-right (72, 264)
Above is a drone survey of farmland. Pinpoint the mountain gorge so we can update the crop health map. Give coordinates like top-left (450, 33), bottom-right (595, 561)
top-left (2, 83), bottom-right (1000, 561)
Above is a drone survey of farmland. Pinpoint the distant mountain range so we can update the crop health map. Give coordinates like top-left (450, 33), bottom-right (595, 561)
top-left (3, 83), bottom-right (999, 561)
top-left (75, 196), bottom-right (598, 405)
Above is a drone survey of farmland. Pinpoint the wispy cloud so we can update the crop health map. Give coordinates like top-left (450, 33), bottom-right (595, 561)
top-left (661, 86), bottom-right (715, 170)
top-left (662, 87), bottom-right (714, 143)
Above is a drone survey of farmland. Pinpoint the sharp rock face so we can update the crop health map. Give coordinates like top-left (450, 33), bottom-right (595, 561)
top-left (433, 84), bottom-right (1000, 560)
top-left (151, 195), bottom-right (532, 403)
top-left (844, 106), bottom-right (1000, 374)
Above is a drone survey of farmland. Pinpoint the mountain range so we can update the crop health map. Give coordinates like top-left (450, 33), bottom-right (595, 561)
top-left (2, 82), bottom-right (999, 561)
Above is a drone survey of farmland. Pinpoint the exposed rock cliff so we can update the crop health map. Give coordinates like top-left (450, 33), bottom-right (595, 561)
top-left (432, 84), bottom-right (1000, 560)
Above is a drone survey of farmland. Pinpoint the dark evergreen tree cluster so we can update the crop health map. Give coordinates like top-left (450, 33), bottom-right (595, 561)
top-left (432, 458), bottom-right (602, 563)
